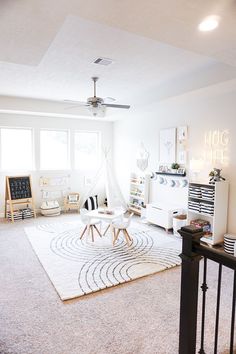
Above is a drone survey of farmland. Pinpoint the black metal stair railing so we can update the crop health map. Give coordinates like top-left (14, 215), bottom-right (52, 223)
top-left (178, 225), bottom-right (236, 354)
top-left (214, 263), bottom-right (222, 354)
top-left (199, 257), bottom-right (208, 354)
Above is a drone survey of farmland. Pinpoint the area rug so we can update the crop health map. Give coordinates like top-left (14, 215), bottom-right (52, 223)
top-left (24, 221), bottom-right (182, 300)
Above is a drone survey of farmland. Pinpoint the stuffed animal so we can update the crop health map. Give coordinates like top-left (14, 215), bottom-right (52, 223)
top-left (209, 168), bottom-right (226, 184)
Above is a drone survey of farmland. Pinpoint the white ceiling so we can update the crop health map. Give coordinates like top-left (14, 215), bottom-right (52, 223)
top-left (0, 0), bottom-right (236, 119)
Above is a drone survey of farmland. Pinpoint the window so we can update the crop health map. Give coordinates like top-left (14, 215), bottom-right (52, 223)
top-left (74, 131), bottom-right (100, 170)
top-left (0, 128), bottom-right (33, 170)
top-left (40, 130), bottom-right (69, 170)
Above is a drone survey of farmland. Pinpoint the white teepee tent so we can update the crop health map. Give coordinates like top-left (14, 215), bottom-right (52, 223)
top-left (79, 148), bottom-right (128, 211)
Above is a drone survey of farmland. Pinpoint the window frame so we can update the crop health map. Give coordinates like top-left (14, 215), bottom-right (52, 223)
top-left (39, 128), bottom-right (70, 171)
top-left (74, 130), bottom-right (101, 171)
top-left (0, 126), bottom-right (35, 171)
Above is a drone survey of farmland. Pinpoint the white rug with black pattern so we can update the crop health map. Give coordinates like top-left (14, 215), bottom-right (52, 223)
top-left (24, 221), bottom-right (182, 300)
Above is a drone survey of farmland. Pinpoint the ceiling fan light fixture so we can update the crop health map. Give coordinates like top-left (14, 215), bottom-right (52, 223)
top-left (88, 104), bottom-right (106, 117)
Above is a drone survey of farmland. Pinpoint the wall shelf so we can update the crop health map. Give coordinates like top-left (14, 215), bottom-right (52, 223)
top-left (155, 172), bottom-right (186, 177)
top-left (189, 196), bottom-right (214, 204)
top-left (188, 210), bottom-right (214, 218)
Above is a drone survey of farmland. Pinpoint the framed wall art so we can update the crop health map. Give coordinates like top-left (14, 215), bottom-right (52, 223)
top-left (159, 128), bottom-right (176, 163)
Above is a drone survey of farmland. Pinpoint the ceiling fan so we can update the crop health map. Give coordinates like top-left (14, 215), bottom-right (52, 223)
top-left (64, 77), bottom-right (130, 117)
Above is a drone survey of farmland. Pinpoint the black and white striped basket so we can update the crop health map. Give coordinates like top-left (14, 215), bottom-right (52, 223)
top-left (224, 234), bottom-right (236, 256)
top-left (7, 208), bottom-right (34, 221)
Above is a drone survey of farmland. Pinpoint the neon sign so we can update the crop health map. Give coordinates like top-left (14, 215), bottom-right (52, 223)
top-left (204, 130), bottom-right (229, 165)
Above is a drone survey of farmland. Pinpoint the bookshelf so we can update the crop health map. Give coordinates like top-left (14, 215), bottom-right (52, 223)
top-left (188, 182), bottom-right (229, 245)
top-left (129, 173), bottom-right (150, 215)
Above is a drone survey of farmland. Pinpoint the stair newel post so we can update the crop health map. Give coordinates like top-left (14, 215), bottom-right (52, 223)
top-left (178, 225), bottom-right (204, 354)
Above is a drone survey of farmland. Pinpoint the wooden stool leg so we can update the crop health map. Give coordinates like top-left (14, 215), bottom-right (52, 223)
top-left (113, 229), bottom-right (120, 245)
top-left (91, 226), bottom-right (94, 242)
top-left (94, 225), bottom-right (102, 237)
top-left (80, 226), bottom-right (87, 239)
top-left (123, 230), bottom-right (130, 246)
top-left (103, 224), bottom-right (110, 236)
top-left (125, 229), bottom-right (132, 242)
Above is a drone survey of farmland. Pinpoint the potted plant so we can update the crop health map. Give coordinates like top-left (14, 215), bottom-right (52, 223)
top-left (171, 162), bottom-right (180, 173)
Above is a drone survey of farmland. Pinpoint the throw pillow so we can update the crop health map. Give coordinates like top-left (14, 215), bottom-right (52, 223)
top-left (84, 195), bottom-right (98, 210)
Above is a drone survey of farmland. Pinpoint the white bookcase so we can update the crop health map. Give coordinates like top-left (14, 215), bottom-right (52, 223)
top-left (188, 182), bottom-right (229, 245)
top-left (129, 173), bottom-right (150, 215)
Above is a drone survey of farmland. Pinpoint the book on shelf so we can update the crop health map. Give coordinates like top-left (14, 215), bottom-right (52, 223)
top-left (190, 219), bottom-right (212, 237)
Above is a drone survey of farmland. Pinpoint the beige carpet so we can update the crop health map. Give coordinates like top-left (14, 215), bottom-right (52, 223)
top-left (0, 214), bottom-right (235, 354)
top-left (24, 221), bottom-right (181, 300)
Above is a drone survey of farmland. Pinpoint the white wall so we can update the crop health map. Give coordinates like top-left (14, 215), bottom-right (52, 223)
top-left (0, 114), bottom-right (113, 213)
top-left (113, 79), bottom-right (236, 233)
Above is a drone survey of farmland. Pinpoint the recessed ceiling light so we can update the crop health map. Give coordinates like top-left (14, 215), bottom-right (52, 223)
top-left (198, 15), bottom-right (220, 32)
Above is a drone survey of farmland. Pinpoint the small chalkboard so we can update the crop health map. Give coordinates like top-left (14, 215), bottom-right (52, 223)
top-left (5, 175), bottom-right (36, 222)
top-left (8, 176), bottom-right (32, 200)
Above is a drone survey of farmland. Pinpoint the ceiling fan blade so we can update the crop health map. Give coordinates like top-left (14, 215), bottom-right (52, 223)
top-left (63, 100), bottom-right (89, 110)
top-left (64, 99), bottom-right (88, 105)
top-left (104, 103), bottom-right (130, 109)
top-left (104, 97), bottom-right (116, 103)
top-left (64, 105), bottom-right (83, 110)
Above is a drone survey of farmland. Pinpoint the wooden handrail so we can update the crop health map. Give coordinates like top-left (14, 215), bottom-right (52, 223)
top-left (194, 243), bottom-right (236, 270)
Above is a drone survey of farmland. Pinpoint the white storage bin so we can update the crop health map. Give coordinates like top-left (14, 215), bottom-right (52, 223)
top-left (173, 215), bottom-right (187, 237)
top-left (146, 203), bottom-right (182, 231)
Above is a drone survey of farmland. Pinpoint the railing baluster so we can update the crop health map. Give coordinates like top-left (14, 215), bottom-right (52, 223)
top-left (214, 263), bottom-right (222, 354)
top-left (199, 257), bottom-right (208, 354)
top-left (229, 270), bottom-right (236, 354)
